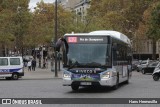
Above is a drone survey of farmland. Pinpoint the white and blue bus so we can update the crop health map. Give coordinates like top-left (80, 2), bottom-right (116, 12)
top-left (0, 57), bottom-right (24, 80)
top-left (56, 30), bottom-right (132, 90)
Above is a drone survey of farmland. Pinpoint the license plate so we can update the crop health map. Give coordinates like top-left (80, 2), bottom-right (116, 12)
top-left (80, 82), bottom-right (91, 85)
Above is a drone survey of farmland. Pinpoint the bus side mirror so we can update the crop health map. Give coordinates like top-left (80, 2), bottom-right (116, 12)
top-left (55, 38), bottom-right (68, 54)
top-left (55, 39), bottom-right (62, 52)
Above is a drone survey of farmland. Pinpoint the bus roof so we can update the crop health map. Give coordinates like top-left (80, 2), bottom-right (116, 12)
top-left (64, 30), bottom-right (131, 45)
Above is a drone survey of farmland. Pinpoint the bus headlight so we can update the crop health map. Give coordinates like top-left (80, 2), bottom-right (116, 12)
top-left (63, 71), bottom-right (71, 78)
top-left (102, 72), bottom-right (111, 79)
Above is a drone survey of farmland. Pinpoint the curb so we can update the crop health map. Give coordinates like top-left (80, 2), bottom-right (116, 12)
top-left (20, 77), bottom-right (62, 80)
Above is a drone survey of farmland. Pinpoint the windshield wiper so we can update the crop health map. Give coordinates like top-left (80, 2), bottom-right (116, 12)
top-left (68, 61), bottom-right (106, 70)
top-left (84, 62), bottom-right (102, 66)
top-left (80, 62), bottom-right (106, 69)
top-left (68, 61), bottom-right (80, 70)
top-left (82, 62), bottom-right (105, 68)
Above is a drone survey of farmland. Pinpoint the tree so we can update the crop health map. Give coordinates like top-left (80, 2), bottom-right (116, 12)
top-left (0, 0), bottom-right (18, 56)
top-left (0, 8), bottom-right (15, 56)
top-left (146, 2), bottom-right (160, 59)
top-left (27, 1), bottom-right (85, 48)
top-left (13, 0), bottom-right (31, 56)
top-left (0, 0), bottom-right (31, 56)
top-left (123, 0), bottom-right (152, 37)
top-left (86, 0), bottom-right (152, 37)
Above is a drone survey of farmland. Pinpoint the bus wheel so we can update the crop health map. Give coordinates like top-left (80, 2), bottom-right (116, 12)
top-left (113, 75), bottom-right (119, 90)
top-left (153, 74), bottom-right (159, 81)
top-left (71, 85), bottom-right (79, 91)
top-left (12, 73), bottom-right (19, 80)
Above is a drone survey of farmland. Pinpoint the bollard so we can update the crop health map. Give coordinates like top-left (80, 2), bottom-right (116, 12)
top-left (51, 59), bottom-right (54, 72)
top-left (39, 57), bottom-right (41, 68)
top-left (58, 52), bottom-right (61, 71)
top-left (55, 51), bottom-right (58, 77)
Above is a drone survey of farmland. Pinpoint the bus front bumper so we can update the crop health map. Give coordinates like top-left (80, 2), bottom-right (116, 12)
top-left (63, 77), bottom-right (116, 87)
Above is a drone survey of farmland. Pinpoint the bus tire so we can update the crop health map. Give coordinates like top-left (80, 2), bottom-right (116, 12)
top-left (71, 85), bottom-right (79, 91)
top-left (12, 73), bottom-right (19, 80)
top-left (153, 74), bottom-right (159, 81)
top-left (113, 74), bottom-right (119, 90)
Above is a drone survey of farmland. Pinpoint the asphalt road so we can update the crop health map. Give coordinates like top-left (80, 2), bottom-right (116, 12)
top-left (0, 71), bottom-right (160, 107)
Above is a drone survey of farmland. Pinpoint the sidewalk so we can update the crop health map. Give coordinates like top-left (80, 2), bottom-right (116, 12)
top-left (22, 62), bottom-right (63, 80)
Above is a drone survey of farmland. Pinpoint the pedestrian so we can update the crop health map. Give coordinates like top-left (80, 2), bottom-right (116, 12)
top-left (27, 60), bottom-right (32, 71)
top-left (46, 58), bottom-right (48, 69)
top-left (43, 59), bottom-right (46, 69)
top-left (23, 58), bottom-right (28, 67)
top-left (32, 58), bottom-right (36, 71)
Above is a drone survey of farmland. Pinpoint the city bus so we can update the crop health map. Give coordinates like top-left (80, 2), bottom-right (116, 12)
top-left (56, 30), bottom-right (132, 90)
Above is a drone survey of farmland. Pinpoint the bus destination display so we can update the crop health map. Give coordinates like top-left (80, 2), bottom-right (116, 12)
top-left (66, 36), bottom-right (109, 44)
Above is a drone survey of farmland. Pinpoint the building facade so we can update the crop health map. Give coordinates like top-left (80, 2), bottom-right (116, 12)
top-left (58, 0), bottom-right (91, 22)
top-left (74, 0), bottom-right (91, 22)
top-left (132, 38), bottom-right (160, 60)
top-left (58, 0), bottom-right (82, 11)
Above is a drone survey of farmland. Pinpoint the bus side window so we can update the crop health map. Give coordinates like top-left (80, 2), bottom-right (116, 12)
top-left (112, 43), bottom-right (117, 66)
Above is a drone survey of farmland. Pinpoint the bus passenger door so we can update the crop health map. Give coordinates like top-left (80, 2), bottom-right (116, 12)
top-left (112, 44), bottom-right (123, 81)
top-left (113, 44), bottom-right (123, 82)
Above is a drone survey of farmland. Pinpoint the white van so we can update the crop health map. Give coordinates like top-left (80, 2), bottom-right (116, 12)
top-left (0, 57), bottom-right (24, 80)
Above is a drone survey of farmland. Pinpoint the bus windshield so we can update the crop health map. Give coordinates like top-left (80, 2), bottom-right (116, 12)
top-left (67, 44), bottom-right (111, 67)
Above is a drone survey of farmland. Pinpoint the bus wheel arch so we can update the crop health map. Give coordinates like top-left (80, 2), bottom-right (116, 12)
top-left (71, 85), bottom-right (79, 91)
top-left (12, 73), bottom-right (19, 80)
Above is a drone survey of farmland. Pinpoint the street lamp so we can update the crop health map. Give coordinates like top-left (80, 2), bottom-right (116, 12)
top-left (54, 0), bottom-right (58, 77)
top-left (17, 5), bottom-right (24, 57)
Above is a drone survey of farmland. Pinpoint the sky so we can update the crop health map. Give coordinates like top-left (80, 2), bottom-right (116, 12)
top-left (29, 0), bottom-right (55, 9)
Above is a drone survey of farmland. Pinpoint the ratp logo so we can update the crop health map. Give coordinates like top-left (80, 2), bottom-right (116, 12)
top-left (2, 99), bottom-right (11, 104)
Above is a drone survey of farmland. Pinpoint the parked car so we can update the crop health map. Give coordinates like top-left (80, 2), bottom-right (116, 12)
top-left (137, 60), bottom-right (150, 72)
top-left (132, 60), bottom-right (140, 71)
top-left (141, 61), bottom-right (159, 74)
top-left (152, 62), bottom-right (160, 81)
